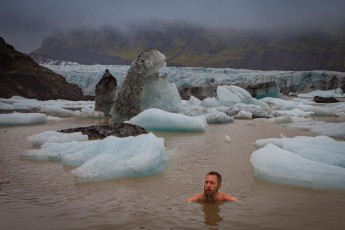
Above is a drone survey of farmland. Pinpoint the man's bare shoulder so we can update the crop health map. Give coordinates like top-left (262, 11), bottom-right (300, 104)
top-left (218, 192), bottom-right (237, 202)
top-left (187, 193), bottom-right (203, 202)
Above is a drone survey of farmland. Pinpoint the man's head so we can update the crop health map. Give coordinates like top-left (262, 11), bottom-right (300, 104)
top-left (203, 171), bottom-right (222, 202)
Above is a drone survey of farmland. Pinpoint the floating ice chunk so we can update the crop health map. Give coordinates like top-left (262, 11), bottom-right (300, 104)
top-left (284, 120), bottom-right (345, 139)
top-left (297, 88), bottom-right (344, 98)
top-left (324, 102), bottom-right (345, 114)
top-left (140, 77), bottom-right (182, 113)
top-left (23, 140), bottom-right (97, 162)
top-left (128, 108), bottom-right (207, 132)
top-left (216, 85), bottom-right (269, 109)
top-left (261, 97), bottom-right (342, 116)
top-left (0, 102), bottom-right (14, 111)
top-left (23, 132), bottom-right (167, 181)
top-left (251, 143), bottom-right (345, 190)
top-left (234, 110), bottom-right (252, 119)
top-left (225, 135), bottom-right (231, 142)
top-left (12, 101), bottom-right (41, 111)
top-left (268, 116), bottom-right (293, 124)
top-left (260, 97), bottom-right (297, 109)
top-left (47, 116), bottom-right (65, 121)
top-left (27, 131), bottom-right (88, 147)
top-left (0, 112), bottom-right (47, 126)
top-left (71, 133), bottom-right (166, 182)
top-left (217, 85), bottom-right (243, 103)
top-left (274, 108), bottom-right (314, 117)
top-left (200, 97), bottom-right (221, 108)
top-left (255, 136), bottom-right (345, 167)
top-left (188, 96), bottom-right (202, 106)
top-left (181, 105), bottom-right (233, 123)
top-left (39, 105), bottom-right (75, 117)
top-left (204, 111), bottom-right (233, 123)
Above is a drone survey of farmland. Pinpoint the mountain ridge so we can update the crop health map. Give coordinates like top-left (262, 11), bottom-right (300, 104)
top-left (0, 37), bottom-right (89, 100)
top-left (31, 23), bottom-right (345, 71)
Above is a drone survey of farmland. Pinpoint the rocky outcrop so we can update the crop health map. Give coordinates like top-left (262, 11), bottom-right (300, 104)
top-left (58, 123), bottom-right (148, 139)
top-left (111, 49), bottom-right (181, 121)
top-left (0, 37), bottom-right (88, 100)
top-left (94, 69), bottom-right (117, 116)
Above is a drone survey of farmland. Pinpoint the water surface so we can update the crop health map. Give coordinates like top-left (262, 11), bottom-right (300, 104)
top-left (1, 118), bottom-right (344, 229)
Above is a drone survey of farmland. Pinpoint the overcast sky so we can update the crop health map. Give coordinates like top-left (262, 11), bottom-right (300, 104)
top-left (1, 0), bottom-right (345, 53)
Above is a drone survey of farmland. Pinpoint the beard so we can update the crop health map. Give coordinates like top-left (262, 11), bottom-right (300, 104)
top-left (203, 189), bottom-right (216, 203)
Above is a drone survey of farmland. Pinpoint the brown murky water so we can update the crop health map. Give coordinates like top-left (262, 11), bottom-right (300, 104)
top-left (1, 118), bottom-right (345, 229)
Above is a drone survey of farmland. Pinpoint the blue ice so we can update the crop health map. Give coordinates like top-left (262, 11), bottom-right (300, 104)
top-left (128, 108), bottom-right (208, 132)
top-left (251, 136), bottom-right (345, 190)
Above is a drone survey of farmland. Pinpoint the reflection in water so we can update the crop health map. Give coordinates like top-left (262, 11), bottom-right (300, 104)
top-left (202, 203), bottom-right (223, 227)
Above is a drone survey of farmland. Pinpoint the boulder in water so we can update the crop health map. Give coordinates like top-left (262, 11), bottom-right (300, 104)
top-left (313, 96), bottom-right (340, 103)
top-left (94, 69), bottom-right (117, 116)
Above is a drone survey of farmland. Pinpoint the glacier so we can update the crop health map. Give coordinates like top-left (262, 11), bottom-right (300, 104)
top-left (41, 62), bottom-right (345, 98)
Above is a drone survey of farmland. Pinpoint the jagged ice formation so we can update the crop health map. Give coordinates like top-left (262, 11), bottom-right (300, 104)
top-left (111, 49), bottom-right (182, 121)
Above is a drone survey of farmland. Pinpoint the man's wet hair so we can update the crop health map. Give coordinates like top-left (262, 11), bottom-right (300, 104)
top-left (206, 171), bottom-right (222, 184)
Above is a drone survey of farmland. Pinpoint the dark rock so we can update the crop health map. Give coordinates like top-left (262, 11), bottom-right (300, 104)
top-left (313, 96), bottom-right (340, 103)
top-left (58, 123), bottom-right (148, 139)
top-left (94, 69), bottom-right (117, 116)
top-left (237, 81), bottom-right (281, 99)
top-left (0, 37), bottom-right (88, 100)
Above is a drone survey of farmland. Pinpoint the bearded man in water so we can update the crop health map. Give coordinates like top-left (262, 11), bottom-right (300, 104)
top-left (187, 171), bottom-right (237, 203)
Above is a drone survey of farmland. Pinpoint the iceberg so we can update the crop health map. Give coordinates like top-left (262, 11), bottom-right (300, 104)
top-left (180, 105), bottom-right (233, 123)
top-left (23, 132), bottom-right (167, 182)
top-left (39, 105), bottom-right (76, 117)
top-left (0, 96), bottom-right (98, 124)
top-left (283, 120), bottom-right (345, 139)
top-left (261, 97), bottom-right (342, 116)
top-left (0, 112), bottom-right (47, 126)
top-left (27, 131), bottom-right (88, 147)
top-left (250, 143), bottom-right (345, 190)
top-left (255, 136), bottom-right (345, 167)
top-left (297, 88), bottom-right (344, 98)
top-left (0, 102), bottom-right (14, 111)
top-left (71, 133), bottom-right (166, 182)
top-left (207, 85), bottom-right (269, 109)
top-left (234, 110), bottom-right (253, 119)
top-left (112, 49), bottom-right (182, 120)
top-left (128, 108), bottom-right (208, 132)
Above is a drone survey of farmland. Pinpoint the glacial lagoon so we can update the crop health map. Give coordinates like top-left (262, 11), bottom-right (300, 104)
top-left (1, 117), bottom-right (345, 229)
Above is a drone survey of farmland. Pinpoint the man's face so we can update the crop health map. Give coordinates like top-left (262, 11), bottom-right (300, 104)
top-left (203, 175), bottom-right (221, 198)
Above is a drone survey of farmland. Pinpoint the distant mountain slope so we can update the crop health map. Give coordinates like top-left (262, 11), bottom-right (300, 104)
top-left (31, 23), bottom-right (345, 71)
top-left (0, 37), bottom-right (88, 100)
